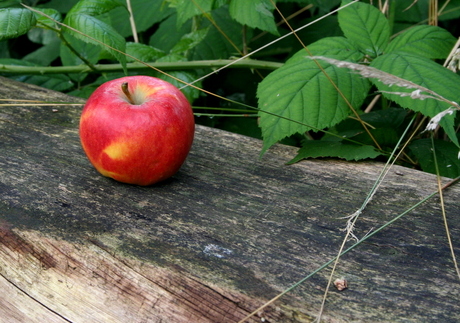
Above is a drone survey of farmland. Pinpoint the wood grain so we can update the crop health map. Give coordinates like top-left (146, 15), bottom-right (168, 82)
top-left (0, 76), bottom-right (459, 322)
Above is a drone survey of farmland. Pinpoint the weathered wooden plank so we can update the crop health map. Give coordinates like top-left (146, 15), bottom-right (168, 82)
top-left (0, 76), bottom-right (459, 322)
top-left (0, 273), bottom-right (69, 323)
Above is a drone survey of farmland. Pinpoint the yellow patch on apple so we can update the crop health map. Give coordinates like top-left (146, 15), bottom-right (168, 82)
top-left (103, 141), bottom-right (134, 161)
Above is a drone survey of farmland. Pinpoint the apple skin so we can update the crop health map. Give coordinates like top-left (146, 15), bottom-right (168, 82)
top-left (79, 75), bottom-right (195, 186)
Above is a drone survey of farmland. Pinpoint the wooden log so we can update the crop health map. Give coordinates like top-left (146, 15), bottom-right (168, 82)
top-left (0, 76), bottom-right (459, 322)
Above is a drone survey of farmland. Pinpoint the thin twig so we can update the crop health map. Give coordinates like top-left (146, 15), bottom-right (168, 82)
top-left (126, 0), bottom-right (138, 43)
top-left (316, 115), bottom-right (420, 322)
top-left (431, 136), bottom-right (460, 280)
top-left (364, 94), bottom-right (381, 113)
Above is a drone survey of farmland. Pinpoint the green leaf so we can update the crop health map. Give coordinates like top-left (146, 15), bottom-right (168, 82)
top-left (108, 0), bottom-right (174, 37)
top-left (0, 58), bottom-right (36, 66)
top-left (257, 37), bottom-right (370, 154)
top-left (12, 74), bottom-right (73, 92)
top-left (229, 0), bottom-right (279, 35)
top-left (385, 25), bottom-right (456, 59)
top-left (156, 70), bottom-right (201, 103)
top-left (32, 8), bottom-right (62, 29)
top-left (370, 52), bottom-right (460, 147)
top-left (41, 0), bottom-right (79, 14)
top-left (338, 0), bottom-right (390, 57)
top-left (23, 39), bottom-right (61, 65)
top-left (60, 33), bottom-right (101, 66)
top-left (213, 0), bottom-right (228, 8)
top-left (67, 73), bottom-right (123, 98)
top-left (408, 139), bottom-right (460, 178)
top-left (0, 8), bottom-right (36, 41)
top-left (288, 141), bottom-right (382, 164)
top-left (324, 108), bottom-right (408, 149)
top-left (151, 55), bottom-right (202, 102)
top-left (0, 1), bottom-right (21, 9)
top-left (60, 33), bottom-right (101, 82)
top-left (63, 14), bottom-right (126, 73)
top-left (67, 0), bottom-right (126, 16)
top-left (170, 27), bottom-right (209, 54)
top-left (305, 0), bottom-right (341, 12)
top-left (149, 13), bottom-right (192, 53)
top-left (28, 26), bottom-right (59, 45)
top-left (190, 5), bottom-right (246, 60)
top-left (175, 0), bottom-right (213, 27)
top-left (125, 42), bottom-right (165, 62)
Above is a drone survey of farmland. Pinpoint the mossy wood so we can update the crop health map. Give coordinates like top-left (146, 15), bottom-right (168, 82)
top-left (0, 76), bottom-right (459, 322)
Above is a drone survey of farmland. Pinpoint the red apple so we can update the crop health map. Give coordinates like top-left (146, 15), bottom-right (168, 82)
top-left (79, 75), bottom-right (195, 186)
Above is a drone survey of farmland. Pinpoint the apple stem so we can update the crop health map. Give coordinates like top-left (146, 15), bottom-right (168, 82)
top-left (122, 82), bottom-right (135, 105)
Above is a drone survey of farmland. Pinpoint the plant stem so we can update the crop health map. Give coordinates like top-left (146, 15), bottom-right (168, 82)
top-left (121, 82), bottom-right (135, 104)
top-left (0, 59), bottom-right (283, 75)
top-left (35, 21), bottom-right (98, 72)
top-left (58, 33), bottom-right (99, 72)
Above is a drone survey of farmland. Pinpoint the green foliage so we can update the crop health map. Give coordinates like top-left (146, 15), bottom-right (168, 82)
top-left (0, 0), bottom-right (460, 177)
top-left (173, 0), bottom-right (213, 27)
top-left (257, 37), bottom-right (370, 154)
top-left (229, 0), bottom-right (279, 36)
top-left (170, 28), bottom-right (209, 55)
top-left (190, 5), bottom-right (247, 60)
top-left (67, 0), bottom-right (125, 16)
top-left (109, 0), bottom-right (173, 37)
top-left (125, 42), bottom-right (165, 62)
top-left (325, 108), bottom-right (408, 149)
top-left (256, 0), bottom-right (460, 177)
top-left (408, 139), bottom-right (460, 178)
top-left (338, 0), bottom-right (390, 57)
top-left (370, 52), bottom-right (460, 147)
top-left (0, 8), bottom-right (36, 41)
top-left (63, 0), bottom-right (127, 73)
top-left (385, 25), bottom-right (456, 59)
top-left (287, 141), bottom-right (382, 164)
